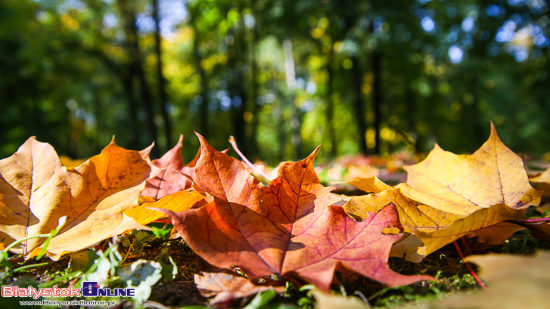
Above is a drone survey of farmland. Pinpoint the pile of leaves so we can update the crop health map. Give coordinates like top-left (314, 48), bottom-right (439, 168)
top-left (1, 123), bottom-right (549, 308)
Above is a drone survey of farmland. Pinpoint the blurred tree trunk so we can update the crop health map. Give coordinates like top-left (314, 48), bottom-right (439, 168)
top-left (326, 42), bottom-right (337, 158)
top-left (121, 58), bottom-right (140, 148)
top-left (118, 0), bottom-right (159, 154)
top-left (152, 0), bottom-right (172, 147)
top-left (283, 39), bottom-right (302, 160)
top-left (228, 1), bottom-right (248, 154)
top-left (372, 48), bottom-right (382, 154)
top-left (351, 55), bottom-right (368, 155)
top-left (405, 82), bottom-right (421, 152)
top-left (248, 0), bottom-right (261, 160)
top-left (188, 6), bottom-right (210, 136)
top-left (274, 83), bottom-right (287, 161)
top-left (470, 75), bottom-right (484, 145)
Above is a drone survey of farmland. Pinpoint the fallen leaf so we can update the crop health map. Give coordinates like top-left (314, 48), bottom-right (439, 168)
top-left (195, 271), bottom-right (283, 305)
top-left (509, 220), bottom-right (550, 242)
top-left (469, 221), bottom-right (525, 246)
top-left (388, 234), bottom-right (425, 263)
top-left (401, 124), bottom-right (539, 255)
top-left (530, 168), bottom-right (550, 196)
top-left (59, 156), bottom-right (87, 168)
top-left (141, 135), bottom-right (198, 200)
top-left (345, 179), bottom-right (461, 234)
top-left (125, 189), bottom-right (205, 225)
top-left (156, 134), bottom-right (432, 291)
top-left (0, 137), bottom-right (152, 259)
top-left (414, 204), bottom-right (524, 255)
top-left (348, 176), bottom-right (393, 193)
top-left (0, 137), bottom-right (61, 253)
top-left (344, 177), bottom-right (460, 261)
top-left (312, 290), bottom-right (370, 309)
top-left (401, 124), bottom-right (540, 216)
top-left (345, 124), bottom-right (541, 259)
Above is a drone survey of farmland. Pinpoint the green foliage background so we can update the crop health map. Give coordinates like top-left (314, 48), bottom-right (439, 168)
top-left (1, 0), bottom-right (549, 163)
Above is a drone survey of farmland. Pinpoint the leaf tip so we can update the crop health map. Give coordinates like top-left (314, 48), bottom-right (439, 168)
top-left (489, 121), bottom-right (500, 140)
top-left (306, 145), bottom-right (322, 163)
top-left (194, 132), bottom-right (207, 144)
top-left (141, 142), bottom-right (155, 158)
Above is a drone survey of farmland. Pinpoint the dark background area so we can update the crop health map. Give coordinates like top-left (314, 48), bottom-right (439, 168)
top-left (1, 0), bottom-right (549, 163)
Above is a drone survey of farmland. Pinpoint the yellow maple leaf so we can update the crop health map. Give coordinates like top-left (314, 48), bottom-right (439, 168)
top-left (0, 137), bottom-right (153, 260)
top-left (402, 123), bottom-right (540, 216)
top-left (345, 124), bottom-right (541, 259)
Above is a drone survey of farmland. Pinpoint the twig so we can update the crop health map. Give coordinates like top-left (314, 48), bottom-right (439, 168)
top-left (453, 240), bottom-right (486, 290)
top-left (228, 136), bottom-right (273, 182)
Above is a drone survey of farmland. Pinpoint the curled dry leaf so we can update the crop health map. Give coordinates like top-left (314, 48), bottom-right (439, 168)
top-left (141, 135), bottom-right (199, 200)
top-left (195, 271), bottom-right (283, 305)
top-left (0, 137), bottom-right (151, 259)
top-left (155, 134), bottom-right (433, 291)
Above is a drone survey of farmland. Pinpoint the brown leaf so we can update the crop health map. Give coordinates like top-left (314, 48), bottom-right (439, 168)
top-left (195, 271), bottom-right (283, 305)
top-left (0, 137), bottom-right (152, 259)
top-left (155, 134), bottom-right (433, 291)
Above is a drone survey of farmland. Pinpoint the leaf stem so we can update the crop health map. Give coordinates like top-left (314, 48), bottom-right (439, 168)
top-left (453, 240), bottom-right (486, 290)
top-left (228, 136), bottom-right (273, 182)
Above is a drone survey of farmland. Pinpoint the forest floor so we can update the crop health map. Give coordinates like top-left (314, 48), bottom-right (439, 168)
top-left (1, 196), bottom-right (548, 309)
top-left (1, 149), bottom-right (549, 309)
